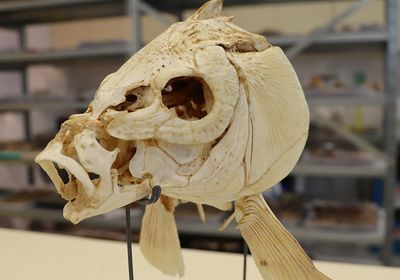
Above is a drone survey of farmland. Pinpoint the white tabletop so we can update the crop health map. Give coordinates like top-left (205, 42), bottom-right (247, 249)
top-left (1, 228), bottom-right (400, 280)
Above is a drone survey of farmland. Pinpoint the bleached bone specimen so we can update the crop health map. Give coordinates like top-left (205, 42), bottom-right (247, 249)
top-left (35, 1), bottom-right (330, 279)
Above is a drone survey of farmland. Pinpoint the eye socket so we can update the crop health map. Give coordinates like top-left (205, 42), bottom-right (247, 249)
top-left (161, 76), bottom-right (214, 120)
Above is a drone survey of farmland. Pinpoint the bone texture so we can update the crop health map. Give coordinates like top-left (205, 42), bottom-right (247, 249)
top-left (34, 0), bottom-right (325, 279)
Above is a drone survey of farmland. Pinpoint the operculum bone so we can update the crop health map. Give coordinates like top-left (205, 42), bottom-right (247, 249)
top-left (226, 47), bottom-right (309, 194)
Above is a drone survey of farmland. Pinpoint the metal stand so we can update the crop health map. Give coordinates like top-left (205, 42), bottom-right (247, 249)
top-left (125, 186), bottom-right (248, 280)
top-left (125, 206), bottom-right (134, 280)
top-left (125, 185), bottom-right (162, 280)
top-left (243, 242), bottom-right (248, 280)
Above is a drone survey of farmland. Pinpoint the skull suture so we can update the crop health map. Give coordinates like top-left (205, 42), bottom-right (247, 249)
top-left (36, 1), bottom-right (330, 279)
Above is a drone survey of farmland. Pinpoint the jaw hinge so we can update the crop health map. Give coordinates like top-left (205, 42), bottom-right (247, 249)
top-left (136, 185), bottom-right (162, 205)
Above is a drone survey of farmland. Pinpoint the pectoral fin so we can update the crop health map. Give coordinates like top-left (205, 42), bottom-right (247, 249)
top-left (139, 196), bottom-right (184, 277)
top-left (235, 194), bottom-right (331, 280)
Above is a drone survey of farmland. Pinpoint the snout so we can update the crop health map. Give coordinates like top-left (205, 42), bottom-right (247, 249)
top-left (35, 141), bottom-right (98, 223)
top-left (35, 128), bottom-right (151, 224)
top-left (36, 141), bottom-right (96, 202)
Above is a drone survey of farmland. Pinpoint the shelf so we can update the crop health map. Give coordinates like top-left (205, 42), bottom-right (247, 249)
top-left (288, 212), bottom-right (385, 245)
top-left (0, 0), bottom-right (124, 26)
top-left (0, 0), bottom-right (357, 26)
top-left (0, 45), bottom-right (128, 69)
top-left (292, 161), bottom-right (387, 177)
top-left (142, 0), bottom-right (355, 12)
top-left (291, 208), bottom-right (386, 245)
top-left (290, 227), bottom-right (384, 245)
top-left (306, 93), bottom-right (385, 106)
top-left (0, 33), bottom-right (386, 68)
top-left (0, 200), bottom-right (384, 244)
top-left (0, 97), bottom-right (90, 111)
top-left (178, 218), bottom-right (384, 244)
top-left (268, 31), bottom-right (388, 48)
top-left (0, 197), bottom-right (238, 237)
top-left (0, 150), bottom-right (38, 163)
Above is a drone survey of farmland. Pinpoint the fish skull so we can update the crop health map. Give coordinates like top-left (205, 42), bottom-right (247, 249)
top-left (35, 0), bottom-right (309, 224)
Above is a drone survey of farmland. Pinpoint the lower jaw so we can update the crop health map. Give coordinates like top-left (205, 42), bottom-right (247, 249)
top-left (63, 180), bottom-right (152, 224)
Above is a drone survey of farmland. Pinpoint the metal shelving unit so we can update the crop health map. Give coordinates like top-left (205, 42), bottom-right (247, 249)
top-left (0, 0), bottom-right (397, 265)
top-left (382, 0), bottom-right (398, 265)
top-left (278, 0), bottom-right (397, 265)
top-left (276, 0), bottom-right (397, 265)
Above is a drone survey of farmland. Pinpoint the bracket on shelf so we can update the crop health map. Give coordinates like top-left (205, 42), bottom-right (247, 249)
top-left (286, 0), bottom-right (370, 58)
top-left (312, 111), bottom-right (387, 161)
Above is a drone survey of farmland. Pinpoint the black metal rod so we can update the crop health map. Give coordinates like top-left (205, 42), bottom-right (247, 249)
top-left (125, 206), bottom-right (134, 280)
top-left (124, 186), bottom-right (162, 280)
top-left (243, 242), bottom-right (248, 280)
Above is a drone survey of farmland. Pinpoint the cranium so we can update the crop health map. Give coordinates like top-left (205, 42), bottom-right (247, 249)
top-left (35, 1), bottom-right (330, 279)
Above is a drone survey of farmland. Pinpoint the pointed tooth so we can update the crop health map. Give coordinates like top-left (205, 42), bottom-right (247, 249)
top-left (196, 203), bottom-right (206, 224)
top-left (219, 212), bottom-right (235, 232)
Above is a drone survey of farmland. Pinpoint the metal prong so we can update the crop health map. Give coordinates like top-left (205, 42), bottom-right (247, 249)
top-left (243, 242), bottom-right (248, 280)
top-left (136, 185), bottom-right (161, 205)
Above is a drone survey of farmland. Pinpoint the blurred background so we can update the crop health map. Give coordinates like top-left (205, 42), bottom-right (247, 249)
top-left (0, 0), bottom-right (399, 268)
